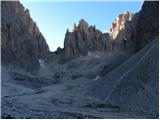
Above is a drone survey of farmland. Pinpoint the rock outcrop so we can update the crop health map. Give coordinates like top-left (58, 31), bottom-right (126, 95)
top-left (1, 1), bottom-right (49, 70)
top-left (64, 19), bottom-right (106, 60)
top-left (109, 1), bottom-right (159, 53)
top-left (54, 47), bottom-right (64, 55)
top-left (109, 11), bottom-right (134, 40)
top-left (87, 1), bottom-right (159, 116)
top-left (134, 1), bottom-right (159, 52)
top-left (108, 11), bottom-right (135, 51)
top-left (64, 12), bottom-right (136, 60)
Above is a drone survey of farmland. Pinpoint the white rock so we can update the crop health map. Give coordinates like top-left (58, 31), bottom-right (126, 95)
top-left (93, 76), bottom-right (101, 81)
top-left (38, 59), bottom-right (45, 68)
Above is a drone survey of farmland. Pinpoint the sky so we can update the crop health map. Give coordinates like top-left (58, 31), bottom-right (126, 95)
top-left (21, 0), bottom-right (142, 51)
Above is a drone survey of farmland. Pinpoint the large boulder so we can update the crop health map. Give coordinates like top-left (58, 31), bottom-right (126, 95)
top-left (1, 1), bottom-right (49, 70)
top-left (64, 19), bottom-right (106, 60)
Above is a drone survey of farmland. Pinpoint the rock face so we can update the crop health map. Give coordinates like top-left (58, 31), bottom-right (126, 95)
top-left (87, 1), bottom-right (159, 116)
top-left (134, 1), bottom-right (159, 52)
top-left (109, 11), bottom-right (134, 40)
top-left (54, 47), bottom-right (64, 55)
top-left (109, 1), bottom-right (159, 53)
top-left (108, 11), bottom-right (134, 51)
top-left (63, 12), bottom-right (136, 60)
top-left (64, 19), bottom-right (106, 60)
top-left (1, 1), bottom-right (49, 70)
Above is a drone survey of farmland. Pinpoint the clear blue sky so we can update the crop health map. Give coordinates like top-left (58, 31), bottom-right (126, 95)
top-left (21, 1), bottom-right (142, 51)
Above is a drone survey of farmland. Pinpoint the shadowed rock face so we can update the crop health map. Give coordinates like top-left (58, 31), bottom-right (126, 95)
top-left (64, 19), bottom-right (106, 60)
top-left (1, 1), bottom-right (49, 70)
top-left (1, 1), bottom-right (159, 119)
top-left (135, 1), bottom-right (159, 52)
top-left (87, 1), bottom-right (159, 116)
top-left (64, 12), bottom-right (135, 60)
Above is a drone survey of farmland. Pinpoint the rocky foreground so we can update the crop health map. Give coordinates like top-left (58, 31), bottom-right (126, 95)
top-left (1, 1), bottom-right (159, 119)
top-left (2, 49), bottom-right (158, 118)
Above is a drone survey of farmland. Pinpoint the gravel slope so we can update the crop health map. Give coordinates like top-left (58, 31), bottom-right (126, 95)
top-left (87, 38), bottom-right (158, 117)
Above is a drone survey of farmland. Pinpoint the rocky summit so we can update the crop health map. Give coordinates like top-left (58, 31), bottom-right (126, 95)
top-left (64, 19), bottom-right (106, 60)
top-left (108, 11), bottom-right (135, 51)
top-left (87, 0), bottom-right (159, 116)
top-left (1, 1), bottom-right (49, 70)
top-left (1, 1), bottom-right (159, 119)
top-left (64, 11), bottom-right (136, 60)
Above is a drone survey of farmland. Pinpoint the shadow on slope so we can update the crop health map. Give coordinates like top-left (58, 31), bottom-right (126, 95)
top-left (86, 37), bottom-right (159, 118)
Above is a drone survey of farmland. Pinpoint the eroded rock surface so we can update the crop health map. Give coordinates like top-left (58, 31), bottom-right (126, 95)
top-left (135, 1), bottom-right (159, 51)
top-left (1, 1), bottom-right (159, 119)
top-left (64, 19), bottom-right (106, 60)
top-left (1, 1), bottom-right (49, 70)
top-left (108, 11), bottom-right (135, 51)
top-left (87, 1), bottom-right (159, 117)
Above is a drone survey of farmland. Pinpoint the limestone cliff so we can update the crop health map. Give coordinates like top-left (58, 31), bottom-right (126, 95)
top-left (87, 1), bottom-right (159, 115)
top-left (108, 11), bottom-right (135, 51)
top-left (64, 12), bottom-right (135, 60)
top-left (1, 1), bottom-right (49, 70)
top-left (135, 1), bottom-right (159, 52)
top-left (64, 19), bottom-right (106, 60)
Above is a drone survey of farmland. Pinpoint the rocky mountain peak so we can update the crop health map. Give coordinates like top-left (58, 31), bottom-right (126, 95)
top-left (77, 19), bottom-right (89, 33)
top-left (1, 1), bottom-right (49, 70)
top-left (64, 11), bottom-right (135, 60)
top-left (72, 23), bottom-right (77, 32)
top-left (64, 19), bottom-right (106, 60)
top-left (109, 11), bottom-right (134, 40)
top-left (106, 11), bottom-right (136, 52)
top-left (78, 19), bottom-right (89, 26)
top-left (71, 19), bottom-right (89, 32)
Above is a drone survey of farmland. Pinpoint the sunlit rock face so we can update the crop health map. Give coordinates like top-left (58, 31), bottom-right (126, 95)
top-left (63, 12), bottom-right (141, 60)
top-left (108, 1), bottom-right (159, 53)
top-left (64, 19), bottom-right (106, 60)
top-left (109, 11), bottom-right (134, 40)
top-left (108, 11), bottom-right (135, 51)
top-left (1, 1), bottom-right (49, 70)
top-left (87, 1), bottom-right (159, 115)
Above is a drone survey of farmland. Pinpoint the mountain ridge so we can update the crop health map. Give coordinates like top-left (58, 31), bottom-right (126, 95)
top-left (1, 1), bottom-right (159, 119)
top-left (1, 1), bottom-right (49, 70)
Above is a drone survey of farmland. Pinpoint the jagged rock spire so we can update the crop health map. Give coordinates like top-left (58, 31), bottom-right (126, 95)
top-left (72, 22), bottom-right (77, 32)
top-left (64, 19), bottom-right (106, 60)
